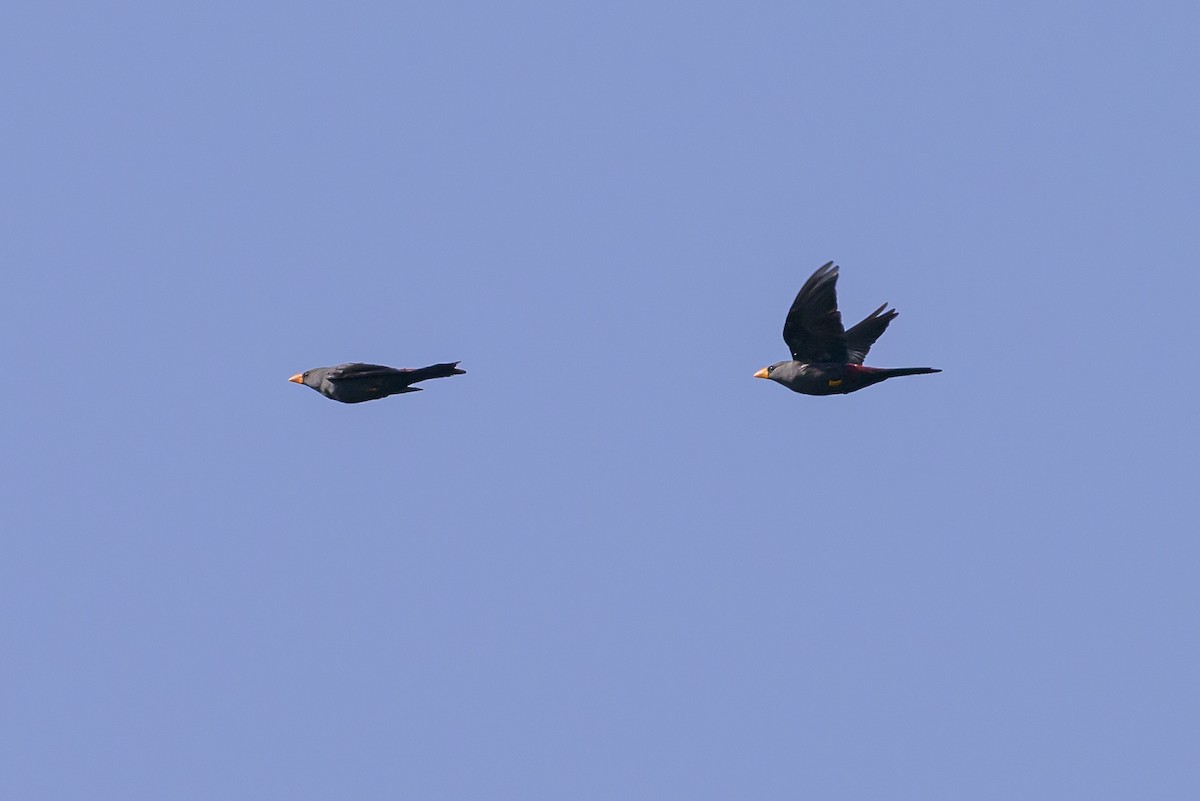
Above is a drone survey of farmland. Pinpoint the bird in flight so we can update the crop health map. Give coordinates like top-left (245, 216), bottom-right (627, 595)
top-left (754, 262), bottom-right (940, 395)
top-left (288, 361), bottom-right (465, 403)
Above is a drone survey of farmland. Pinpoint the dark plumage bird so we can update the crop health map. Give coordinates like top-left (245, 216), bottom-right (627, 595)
top-left (288, 361), bottom-right (465, 403)
top-left (754, 262), bottom-right (940, 395)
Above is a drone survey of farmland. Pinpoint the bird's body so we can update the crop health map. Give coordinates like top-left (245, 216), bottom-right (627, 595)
top-left (288, 361), bottom-right (465, 403)
top-left (755, 262), bottom-right (939, 395)
top-left (758, 361), bottom-right (939, 395)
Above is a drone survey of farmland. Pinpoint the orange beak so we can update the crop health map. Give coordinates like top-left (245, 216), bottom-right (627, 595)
top-left (288, 374), bottom-right (304, 384)
top-left (753, 367), bottom-right (770, 379)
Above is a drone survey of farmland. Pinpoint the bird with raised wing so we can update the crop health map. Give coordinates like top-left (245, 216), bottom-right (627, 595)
top-left (754, 262), bottom-right (940, 395)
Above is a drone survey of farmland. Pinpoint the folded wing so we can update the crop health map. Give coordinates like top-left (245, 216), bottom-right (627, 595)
top-left (327, 361), bottom-right (465, 385)
top-left (325, 363), bottom-right (404, 381)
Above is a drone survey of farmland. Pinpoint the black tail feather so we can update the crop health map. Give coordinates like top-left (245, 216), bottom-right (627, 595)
top-left (880, 366), bottom-right (941, 378)
top-left (407, 361), bottom-right (466, 384)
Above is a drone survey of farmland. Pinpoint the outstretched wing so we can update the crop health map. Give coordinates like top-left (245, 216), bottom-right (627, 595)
top-left (844, 304), bottom-right (898, 364)
top-left (781, 262), bottom-right (848, 363)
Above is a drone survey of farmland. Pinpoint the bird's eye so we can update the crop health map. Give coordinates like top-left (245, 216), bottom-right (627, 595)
top-left (767, 365), bottom-right (774, 373)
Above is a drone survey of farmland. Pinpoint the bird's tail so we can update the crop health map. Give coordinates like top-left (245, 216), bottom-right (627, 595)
top-left (407, 361), bottom-right (466, 383)
top-left (878, 366), bottom-right (941, 379)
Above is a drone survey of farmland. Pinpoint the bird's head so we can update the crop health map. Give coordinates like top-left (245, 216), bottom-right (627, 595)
top-left (288, 368), bottom-right (325, 390)
top-left (753, 361), bottom-right (800, 383)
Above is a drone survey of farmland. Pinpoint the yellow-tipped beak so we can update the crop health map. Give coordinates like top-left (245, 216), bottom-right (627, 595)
top-left (288, 373), bottom-right (304, 384)
top-left (753, 367), bottom-right (770, 379)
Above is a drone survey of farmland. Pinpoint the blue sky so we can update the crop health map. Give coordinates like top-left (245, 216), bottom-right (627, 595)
top-left (4, 1), bottom-right (1198, 798)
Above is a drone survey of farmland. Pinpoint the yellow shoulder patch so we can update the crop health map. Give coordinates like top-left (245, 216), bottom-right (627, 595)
top-left (827, 379), bottom-right (843, 387)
